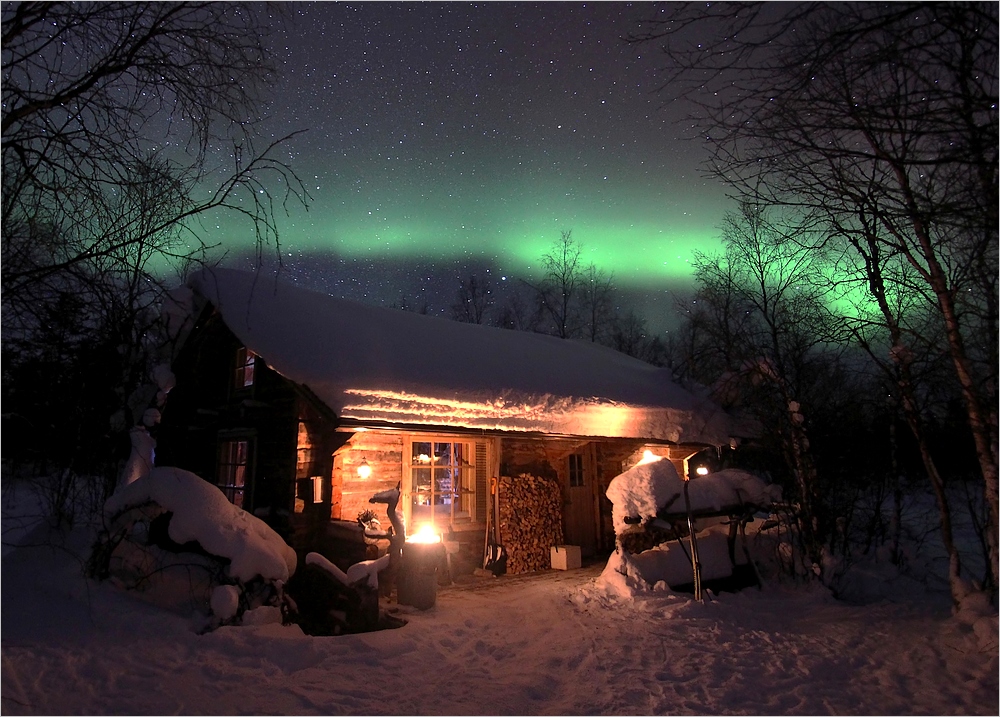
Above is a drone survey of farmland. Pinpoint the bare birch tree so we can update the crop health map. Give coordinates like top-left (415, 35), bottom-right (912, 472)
top-left (633, 0), bottom-right (999, 597)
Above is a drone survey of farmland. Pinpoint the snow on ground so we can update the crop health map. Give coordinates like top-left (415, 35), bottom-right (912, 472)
top-left (2, 503), bottom-right (997, 716)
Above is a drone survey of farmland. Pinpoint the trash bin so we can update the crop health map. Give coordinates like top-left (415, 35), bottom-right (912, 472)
top-left (398, 541), bottom-right (444, 609)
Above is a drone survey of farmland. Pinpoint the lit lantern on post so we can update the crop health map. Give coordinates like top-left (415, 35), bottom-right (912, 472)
top-left (357, 457), bottom-right (371, 479)
top-left (638, 449), bottom-right (661, 465)
top-left (400, 523), bottom-right (444, 610)
top-left (406, 523), bottom-right (442, 544)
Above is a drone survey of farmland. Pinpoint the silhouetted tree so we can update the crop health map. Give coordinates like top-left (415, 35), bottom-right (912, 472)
top-left (580, 264), bottom-right (616, 343)
top-left (450, 275), bottom-right (494, 324)
top-left (528, 230), bottom-right (584, 339)
top-left (634, 0), bottom-right (998, 598)
top-left (1, 2), bottom-right (307, 515)
top-left (607, 310), bottom-right (665, 365)
top-left (684, 202), bottom-right (840, 569)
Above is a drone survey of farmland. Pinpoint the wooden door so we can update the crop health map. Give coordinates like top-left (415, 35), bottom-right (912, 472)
top-left (562, 444), bottom-right (597, 556)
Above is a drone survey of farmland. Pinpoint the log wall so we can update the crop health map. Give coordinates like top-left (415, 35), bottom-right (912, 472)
top-left (334, 432), bottom-right (403, 527)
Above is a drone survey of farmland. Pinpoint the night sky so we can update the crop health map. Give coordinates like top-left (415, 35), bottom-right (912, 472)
top-left (210, 2), bottom-right (732, 330)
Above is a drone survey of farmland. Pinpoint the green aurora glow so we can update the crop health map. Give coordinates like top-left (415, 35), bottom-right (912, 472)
top-left (208, 168), bottom-right (729, 289)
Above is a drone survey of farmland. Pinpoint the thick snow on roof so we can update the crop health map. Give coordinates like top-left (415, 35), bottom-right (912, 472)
top-left (186, 268), bottom-right (733, 443)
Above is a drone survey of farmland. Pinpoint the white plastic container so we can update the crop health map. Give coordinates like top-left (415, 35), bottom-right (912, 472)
top-left (550, 545), bottom-right (582, 570)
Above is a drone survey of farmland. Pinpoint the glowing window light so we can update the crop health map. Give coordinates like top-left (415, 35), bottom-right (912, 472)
top-left (695, 466), bottom-right (709, 476)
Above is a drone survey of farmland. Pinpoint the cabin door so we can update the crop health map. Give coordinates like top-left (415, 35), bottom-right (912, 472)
top-left (562, 444), bottom-right (597, 557)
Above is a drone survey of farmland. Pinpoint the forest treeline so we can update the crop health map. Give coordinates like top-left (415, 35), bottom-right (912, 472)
top-left (2, 3), bottom-right (996, 604)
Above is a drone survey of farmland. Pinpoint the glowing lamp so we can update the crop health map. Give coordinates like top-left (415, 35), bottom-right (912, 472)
top-left (407, 523), bottom-right (442, 544)
top-left (638, 449), bottom-right (662, 465)
top-left (357, 457), bottom-right (372, 479)
top-left (695, 466), bottom-right (709, 476)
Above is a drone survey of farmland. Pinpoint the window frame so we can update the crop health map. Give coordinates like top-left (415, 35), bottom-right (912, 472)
top-left (234, 346), bottom-right (256, 391)
top-left (568, 453), bottom-right (585, 488)
top-left (218, 438), bottom-right (252, 508)
top-left (403, 434), bottom-right (482, 530)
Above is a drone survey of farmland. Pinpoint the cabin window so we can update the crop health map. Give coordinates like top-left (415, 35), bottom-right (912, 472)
top-left (218, 439), bottom-right (250, 508)
top-left (406, 438), bottom-right (476, 528)
top-left (568, 453), bottom-right (585, 487)
top-left (234, 347), bottom-right (256, 389)
top-left (311, 475), bottom-right (324, 504)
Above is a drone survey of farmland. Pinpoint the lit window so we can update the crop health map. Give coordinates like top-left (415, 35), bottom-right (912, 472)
top-left (218, 439), bottom-right (250, 508)
top-left (311, 475), bottom-right (323, 504)
top-left (409, 439), bottom-right (474, 526)
top-left (568, 454), bottom-right (585, 487)
top-left (235, 347), bottom-right (256, 389)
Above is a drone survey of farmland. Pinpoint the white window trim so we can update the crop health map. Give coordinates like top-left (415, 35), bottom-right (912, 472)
top-left (402, 434), bottom-right (486, 531)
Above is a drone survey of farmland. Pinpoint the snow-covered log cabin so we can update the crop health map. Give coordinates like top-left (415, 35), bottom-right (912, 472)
top-left (157, 268), bottom-right (739, 575)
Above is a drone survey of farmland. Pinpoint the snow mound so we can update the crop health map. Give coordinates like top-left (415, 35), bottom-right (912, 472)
top-left (605, 457), bottom-right (681, 535)
top-left (606, 458), bottom-right (780, 535)
top-left (106, 467), bottom-right (297, 583)
top-left (211, 585), bottom-right (241, 621)
top-left (120, 425), bottom-right (156, 487)
top-left (595, 548), bottom-right (666, 599)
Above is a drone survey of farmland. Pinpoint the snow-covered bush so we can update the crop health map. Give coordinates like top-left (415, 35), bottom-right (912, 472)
top-left (105, 467), bottom-right (296, 582)
top-left (91, 467), bottom-right (297, 626)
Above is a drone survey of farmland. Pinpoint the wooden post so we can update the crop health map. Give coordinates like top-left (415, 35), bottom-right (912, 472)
top-left (682, 477), bottom-right (702, 601)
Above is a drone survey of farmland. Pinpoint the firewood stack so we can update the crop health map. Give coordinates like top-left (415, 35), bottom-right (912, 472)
top-left (498, 474), bottom-right (564, 573)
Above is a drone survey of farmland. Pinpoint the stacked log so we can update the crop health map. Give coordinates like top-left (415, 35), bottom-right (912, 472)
top-left (498, 474), bottom-right (564, 574)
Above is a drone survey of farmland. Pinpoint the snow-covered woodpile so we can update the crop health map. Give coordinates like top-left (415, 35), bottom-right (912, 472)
top-left (498, 474), bottom-right (564, 573)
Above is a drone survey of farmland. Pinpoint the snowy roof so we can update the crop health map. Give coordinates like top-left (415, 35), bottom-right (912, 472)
top-left (181, 267), bottom-right (733, 444)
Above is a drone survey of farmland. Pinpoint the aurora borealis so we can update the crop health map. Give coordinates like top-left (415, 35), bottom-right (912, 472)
top-left (215, 2), bottom-right (732, 327)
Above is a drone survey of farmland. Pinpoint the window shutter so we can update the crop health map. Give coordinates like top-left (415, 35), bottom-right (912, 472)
top-left (475, 441), bottom-right (488, 523)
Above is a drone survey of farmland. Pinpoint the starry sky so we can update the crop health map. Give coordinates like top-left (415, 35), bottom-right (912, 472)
top-left (210, 2), bottom-right (733, 331)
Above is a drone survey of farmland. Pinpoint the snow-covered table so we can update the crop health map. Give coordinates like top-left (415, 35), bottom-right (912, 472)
top-left (607, 459), bottom-right (782, 597)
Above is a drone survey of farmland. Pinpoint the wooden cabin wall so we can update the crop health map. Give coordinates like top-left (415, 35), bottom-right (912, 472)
top-left (157, 310), bottom-right (338, 555)
top-left (157, 312), bottom-right (236, 482)
top-left (159, 311), bottom-right (302, 515)
top-left (592, 440), bottom-right (644, 551)
top-left (248, 368), bottom-right (299, 515)
top-left (287, 396), bottom-right (340, 553)
top-left (334, 432), bottom-right (403, 527)
top-left (501, 437), bottom-right (588, 479)
top-left (619, 443), bottom-right (711, 479)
